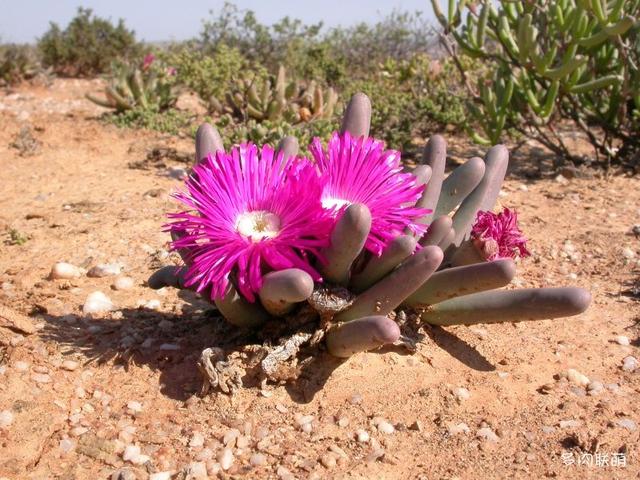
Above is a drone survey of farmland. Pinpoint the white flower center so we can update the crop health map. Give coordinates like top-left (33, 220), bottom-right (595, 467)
top-left (322, 196), bottom-right (351, 210)
top-left (235, 210), bottom-right (281, 241)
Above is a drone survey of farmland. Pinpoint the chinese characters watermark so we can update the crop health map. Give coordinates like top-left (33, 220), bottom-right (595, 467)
top-left (562, 450), bottom-right (627, 467)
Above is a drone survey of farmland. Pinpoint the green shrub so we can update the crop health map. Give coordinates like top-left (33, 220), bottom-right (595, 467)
top-left (38, 7), bottom-right (140, 76)
top-left (166, 44), bottom-right (254, 111)
top-left (346, 54), bottom-right (471, 152)
top-left (108, 106), bottom-right (192, 135)
top-left (0, 44), bottom-right (41, 86)
top-left (432, 0), bottom-right (640, 167)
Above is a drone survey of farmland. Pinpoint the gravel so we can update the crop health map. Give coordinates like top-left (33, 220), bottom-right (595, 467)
top-left (83, 291), bottom-right (115, 315)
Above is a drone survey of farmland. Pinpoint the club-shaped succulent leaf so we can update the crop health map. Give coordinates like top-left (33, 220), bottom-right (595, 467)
top-left (259, 269), bottom-right (315, 316)
top-left (326, 315), bottom-right (401, 358)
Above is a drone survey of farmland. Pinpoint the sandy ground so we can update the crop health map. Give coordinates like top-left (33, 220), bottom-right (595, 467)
top-left (0, 79), bottom-right (639, 480)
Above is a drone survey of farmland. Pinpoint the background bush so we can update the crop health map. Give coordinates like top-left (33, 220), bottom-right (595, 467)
top-left (38, 7), bottom-right (140, 76)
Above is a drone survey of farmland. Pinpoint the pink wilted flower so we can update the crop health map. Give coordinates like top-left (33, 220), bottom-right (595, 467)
top-left (168, 144), bottom-right (332, 302)
top-left (142, 53), bottom-right (155, 70)
top-left (470, 208), bottom-right (530, 261)
top-left (309, 131), bottom-right (429, 256)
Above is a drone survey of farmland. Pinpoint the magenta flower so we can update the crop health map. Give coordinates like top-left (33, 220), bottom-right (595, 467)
top-left (309, 131), bottom-right (429, 256)
top-left (168, 144), bottom-right (331, 302)
top-left (471, 208), bottom-right (530, 261)
top-left (142, 53), bottom-right (155, 70)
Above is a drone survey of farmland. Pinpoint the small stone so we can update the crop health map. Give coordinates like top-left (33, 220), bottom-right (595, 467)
top-left (159, 343), bottom-right (179, 351)
top-left (453, 387), bottom-right (471, 401)
top-left (149, 473), bottom-right (172, 480)
top-left (70, 426), bottom-right (88, 437)
top-left (320, 453), bottom-right (337, 469)
top-left (356, 429), bottom-right (370, 443)
top-left (13, 361), bottom-right (29, 372)
top-left (0, 410), bottom-right (14, 428)
top-left (59, 438), bottom-right (75, 453)
top-left (377, 421), bottom-right (395, 435)
top-left (408, 420), bottom-right (423, 432)
top-left (218, 447), bottom-right (234, 470)
top-left (122, 444), bottom-right (149, 465)
top-left (110, 469), bottom-right (136, 480)
top-left (617, 419), bottom-right (636, 431)
top-left (189, 432), bottom-right (205, 448)
top-left (477, 427), bottom-right (499, 442)
top-left (61, 360), bottom-right (79, 371)
top-left (88, 263), bottom-right (121, 278)
top-left (349, 393), bottom-right (363, 405)
top-left (127, 401), bottom-right (143, 414)
top-left (447, 422), bottom-right (470, 435)
top-left (295, 414), bottom-right (314, 433)
top-left (186, 462), bottom-right (207, 479)
top-left (112, 276), bottom-right (134, 291)
top-left (541, 426), bottom-right (556, 434)
top-left (168, 166), bottom-right (188, 180)
top-left (615, 335), bottom-right (630, 346)
top-left (565, 368), bottom-right (590, 387)
top-left (277, 466), bottom-right (294, 480)
top-left (32, 373), bottom-right (51, 384)
top-left (83, 291), bottom-right (114, 315)
top-left (50, 262), bottom-right (82, 280)
top-left (559, 420), bottom-right (581, 429)
top-left (144, 299), bottom-right (161, 310)
top-left (555, 174), bottom-right (569, 185)
top-left (621, 247), bottom-right (636, 259)
top-left (587, 381), bottom-right (604, 396)
top-left (622, 356), bottom-right (638, 372)
top-left (158, 319), bottom-right (173, 330)
top-left (250, 453), bottom-right (266, 467)
top-left (223, 428), bottom-right (240, 447)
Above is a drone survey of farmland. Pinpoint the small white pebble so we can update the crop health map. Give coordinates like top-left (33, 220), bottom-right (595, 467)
top-left (113, 276), bottom-right (135, 291)
top-left (615, 335), bottom-right (630, 346)
top-left (186, 462), bottom-right (207, 479)
top-left (356, 429), bottom-right (370, 443)
top-left (447, 422), bottom-right (470, 435)
top-left (32, 373), bottom-right (51, 384)
top-left (559, 420), bottom-right (581, 428)
top-left (587, 381), bottom-right (604, 396)
top-left (223, 428), bottom-right (240, 447)
top-left (127, 401), bottom-right (143, 413)
top-left (149, 473), bottom-right (172, 480)
top-left (320, 453), bottom-right (337, 469)
top-left (83, 291), bottom-right (114, 315)
top-left (13, 361), bottom-right (29, 372)
top-left (61, 360), bottom-right (79, 371)
top-left (144, 299), bottom-right (161, 310)
top-left (189, 432), bottom-right (205, 448)
top-left (377, 421), bottom-right (395, 435)
top-left (122, 444), bottom-right (148, 465)
top-left (49, 262), bottom-right (82, 280)
top-left (250, 453), bottom-right (266, 467)
top-left (477, 427), bottom-right (499, 442)
top-left (218, 447), bottom-right (234, 471)
top-left (622, 356), bottom-right (638, 372)
top-left (0, 410), bottom-right (14, 428)
top-left (277, 466), bottom-right (295, 480)
top-left (88, 263), bottom-right (121, 278)
top-left (617, 419), bottom-right (636, 431)
top-left (621, 247), bottom-right (636, 259)
top-left (453, 387), bottom-right (471, 401)
top-left (59, 438), bottom-right (75, 453)
top-left (565, 368), bottom-right (590, 387)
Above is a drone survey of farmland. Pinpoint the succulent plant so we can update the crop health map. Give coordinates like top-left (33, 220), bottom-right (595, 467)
top-left (150, 92), bottom-right (590, 366)
top-left (210, 65), bottom-right (338, 123)
top-left (430, 0), bottom-right (639, 164)
top-left (86, 59), bottom-right (177, 113)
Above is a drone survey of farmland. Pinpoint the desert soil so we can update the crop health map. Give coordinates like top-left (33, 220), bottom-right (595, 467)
top-left (0, 79), bottom-right (639, 480)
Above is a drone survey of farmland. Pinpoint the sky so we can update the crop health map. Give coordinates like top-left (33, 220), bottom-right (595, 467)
top-left (0, 0), bottom-right (437, 44)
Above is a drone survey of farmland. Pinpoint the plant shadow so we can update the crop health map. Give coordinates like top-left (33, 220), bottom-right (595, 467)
top-left (39, 293), bottom-right (496, 404)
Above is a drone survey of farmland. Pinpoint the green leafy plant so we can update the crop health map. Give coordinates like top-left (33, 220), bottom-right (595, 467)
top-left (38, 7), bottom-right (140, 76)
top-left (346, 54), bottom-right (471, 153)
top-left (0, 44), bottom-right (41, 86)
top-left (432, 0), bottom-right (640, 167)
top-left (86, 57), bottom-right (178, 112)
top-left (166, 44), bottom-right (252, 111)
top-left (108, 106), bottom-right (192, 135)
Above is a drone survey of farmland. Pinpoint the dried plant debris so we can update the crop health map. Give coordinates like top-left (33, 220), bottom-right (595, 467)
top-left (10, 126), bottom-right (40, 156)
top-left (128, 146), bottom-right (191, 170)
